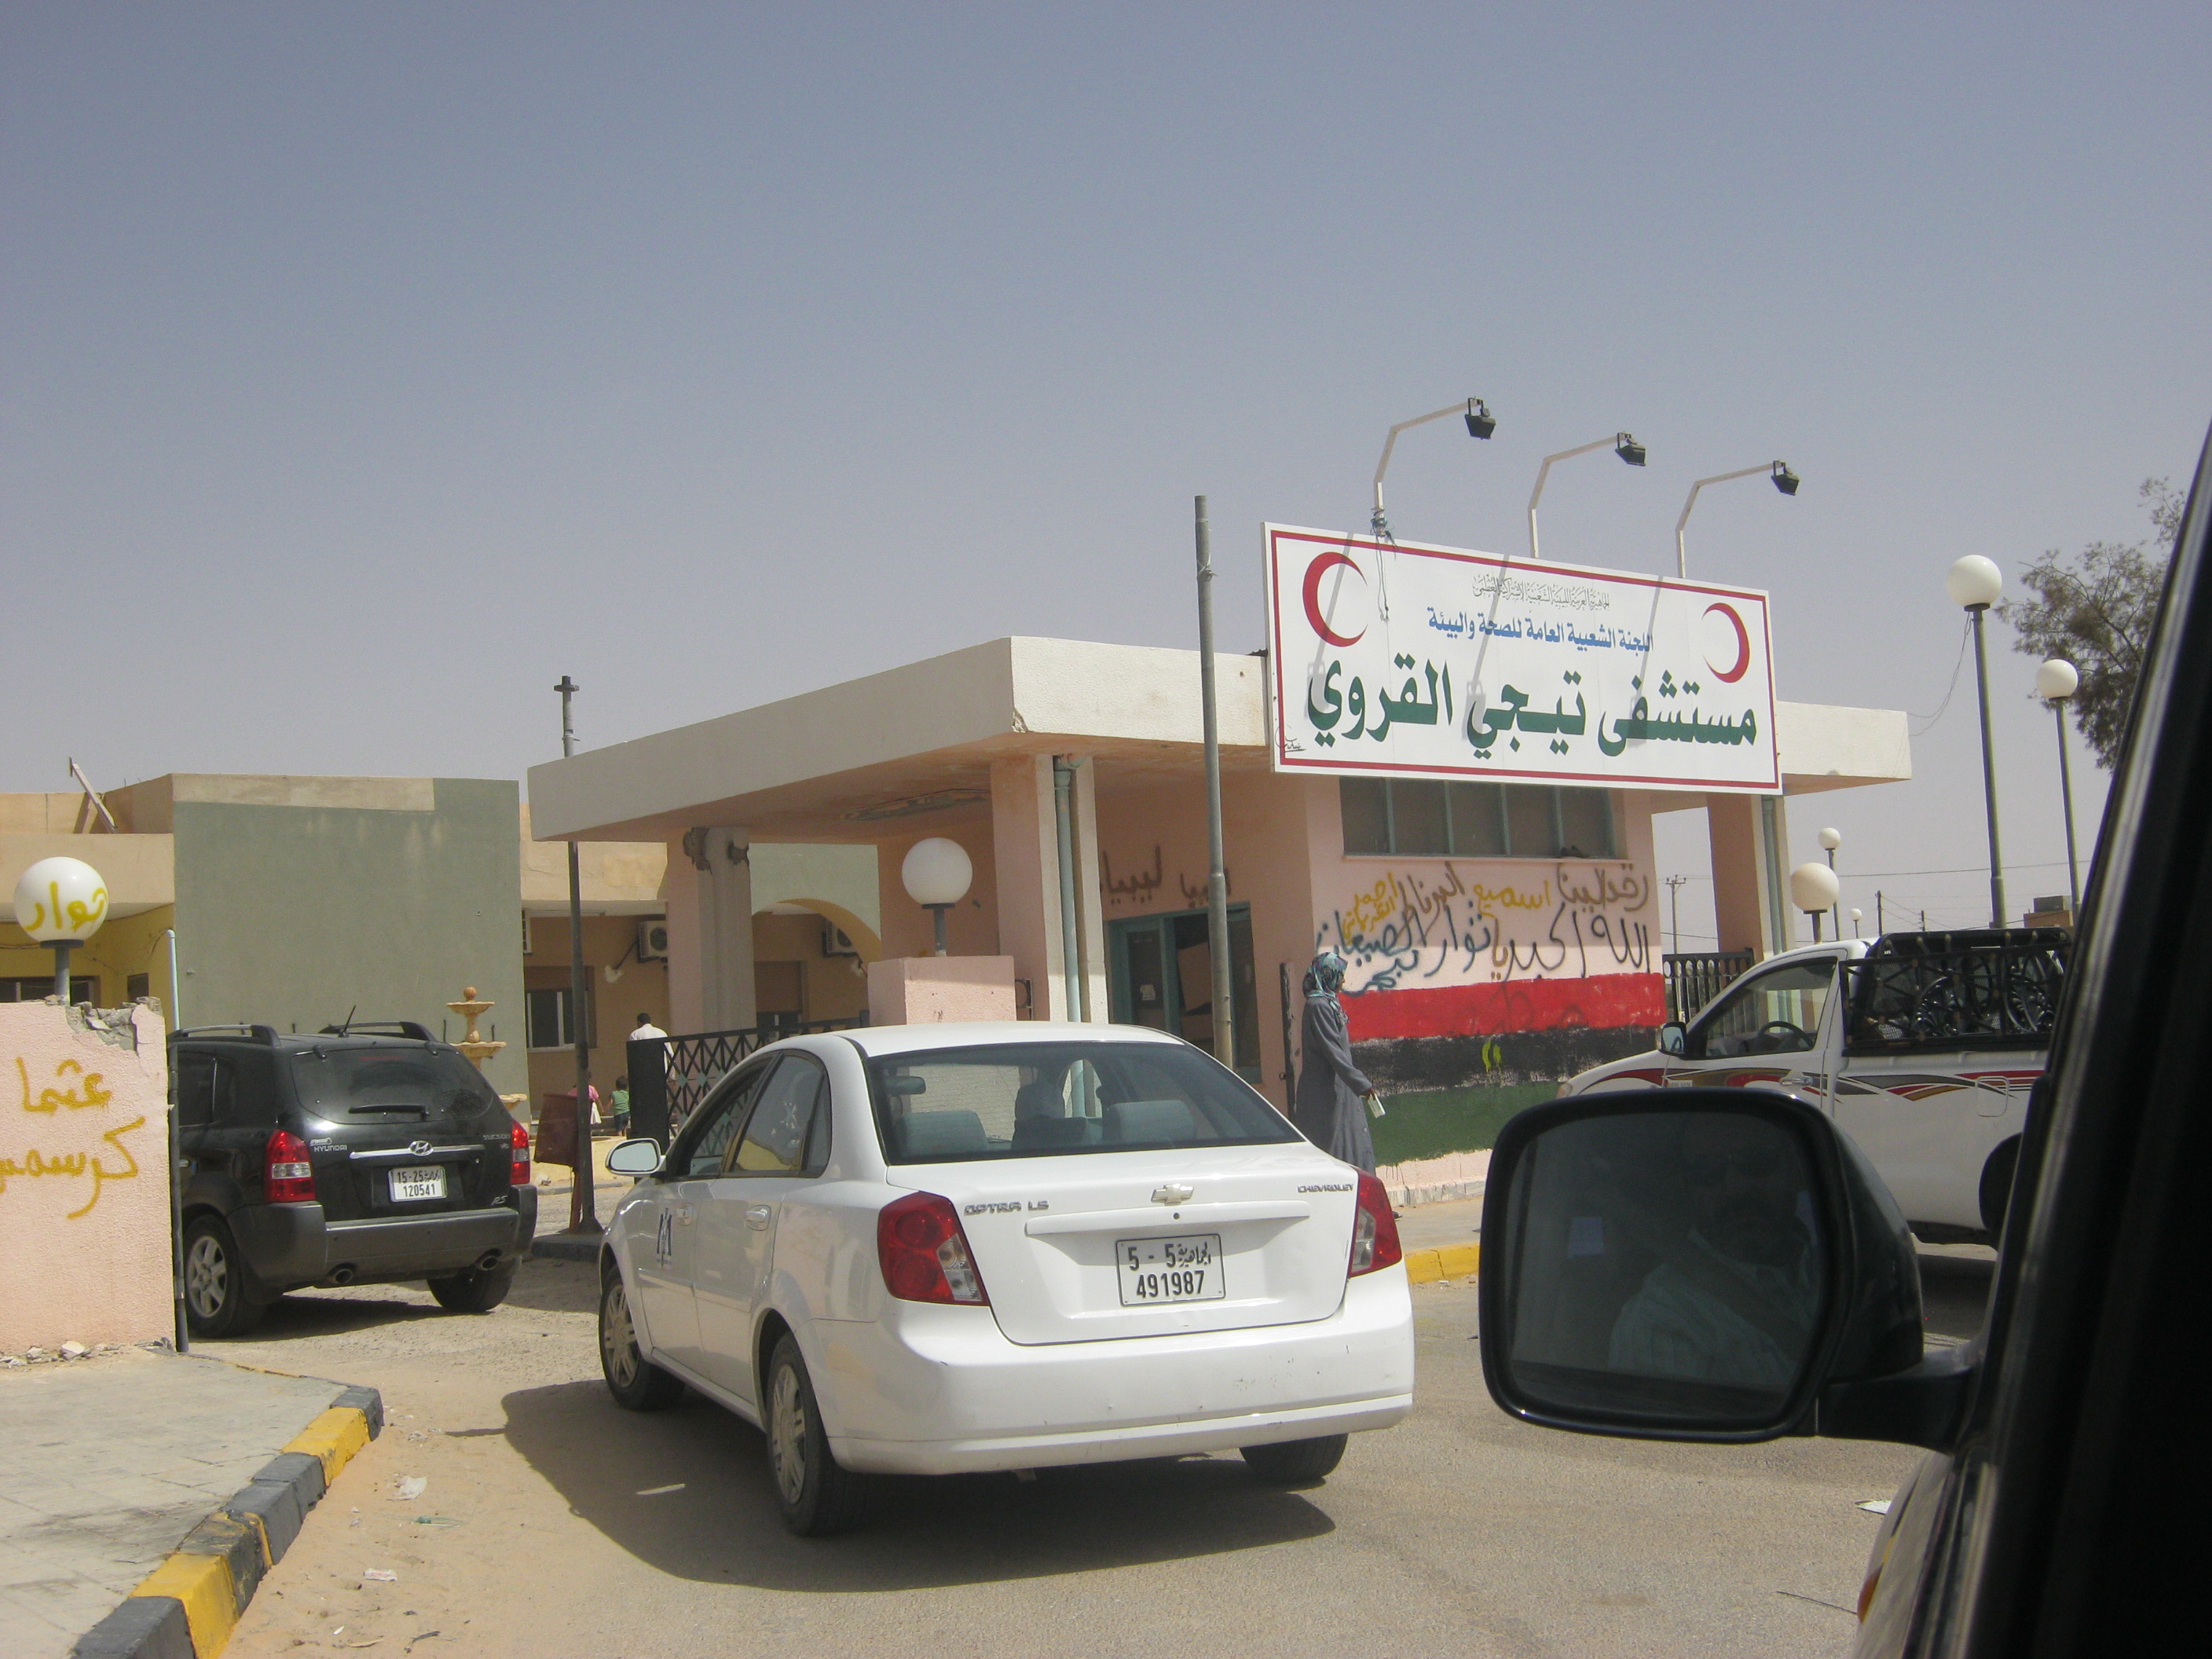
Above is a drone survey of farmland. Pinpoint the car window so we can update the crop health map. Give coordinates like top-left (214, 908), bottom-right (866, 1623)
top-left (726, 1055), bottom-right (827, 1177)
top-left (1686, 961), bottom-right (1837, 1059)
top-left (865, 1039), bottom-right (1298, 1163)
top-left (669, 1062), bottom-right (769, 1177)
top-left (174, 1051), bottom-right (215, 1128)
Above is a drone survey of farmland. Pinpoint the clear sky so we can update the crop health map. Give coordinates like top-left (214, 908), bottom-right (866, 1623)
top-left (6, 4), bottom-right (2208, 939)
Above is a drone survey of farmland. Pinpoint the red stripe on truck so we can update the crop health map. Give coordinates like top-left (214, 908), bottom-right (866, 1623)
top-left (1342, 972), bottom-right (1666, 1042)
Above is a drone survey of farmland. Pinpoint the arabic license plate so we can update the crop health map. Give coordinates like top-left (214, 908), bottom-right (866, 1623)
top-left (389, 1165), bottom-right (446, 1203)
top-left (1117, 1233), bottom-right (1224, 1306)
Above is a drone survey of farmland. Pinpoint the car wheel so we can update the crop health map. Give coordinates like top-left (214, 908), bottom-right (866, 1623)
top-left (1240, 1434), bottom-right (1348, 1485)
top-left (182, 1216), bottom-right (266, 1339)
top-left (764, 1333), bottom-right (869, 1536)
top-left (1980, 1137), bottom-right (2023, 1241)
top-left (599, 1271), bottom-right (684, 1411)
top-left (427, 1263), bottom-right (518, 1313)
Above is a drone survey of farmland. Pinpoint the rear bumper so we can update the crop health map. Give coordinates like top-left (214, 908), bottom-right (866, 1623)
top-left (230, 1188), bottom-right (536, 1291)
top-left (816, 1265), bottom-right (1415, 1475)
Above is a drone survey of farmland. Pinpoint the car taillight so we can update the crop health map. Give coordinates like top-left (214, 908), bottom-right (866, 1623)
top-left (265, 1129), bottom-right (317, 1203)
top-left (510, 1118), bottom-right (531, 1185)
top-left (1349, 1170), bottom-right (1402, 1276)
top-left (877, 1191), bottom-right (989, 1306)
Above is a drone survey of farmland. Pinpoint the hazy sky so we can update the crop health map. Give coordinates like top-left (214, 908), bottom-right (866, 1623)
top-left (7, 5), bottom-right (2208, 940)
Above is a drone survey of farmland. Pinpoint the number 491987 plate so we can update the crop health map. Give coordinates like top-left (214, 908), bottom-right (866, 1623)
top-left (1117, 1233), bottom-right (1225, 1306)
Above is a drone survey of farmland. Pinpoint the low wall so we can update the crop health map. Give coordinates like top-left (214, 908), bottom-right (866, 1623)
top-left (1, 1002), bottom-right (172, 1350)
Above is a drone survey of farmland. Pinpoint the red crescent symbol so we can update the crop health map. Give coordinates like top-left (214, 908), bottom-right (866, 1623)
top-left (1302, 551), bottom-right (1364, 647)
top-left (1705, 602), bottom-right (1752, 683)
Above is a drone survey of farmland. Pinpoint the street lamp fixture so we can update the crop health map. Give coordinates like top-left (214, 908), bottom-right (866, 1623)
top-left (13, 855), bottom-right (107, 1002)
top-left (1675, 460), bottom-right (1800, 577)
top-left (1372, 397), bottom-right (1496, 538)
top-left (902, 837), bottom-right (974, 956)
top-left (1789, 861), bottom-right (1841, 943)
top-left (1528, 431), bottom-right (1648, 561)
top-left (2037, 657), bottom-right (2083, 918)
top-left (1946, 555), bottom-right (2009, 928)
top-left (1818, 826), bottom-right (1843, 939)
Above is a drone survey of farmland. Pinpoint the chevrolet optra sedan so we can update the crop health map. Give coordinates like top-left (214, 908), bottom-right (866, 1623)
top-left (595, 1022), bottom-right (1415, 1533)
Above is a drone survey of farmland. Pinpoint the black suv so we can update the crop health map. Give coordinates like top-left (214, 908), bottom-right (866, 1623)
top-left (173, 1023), bottom-right (538, 1336)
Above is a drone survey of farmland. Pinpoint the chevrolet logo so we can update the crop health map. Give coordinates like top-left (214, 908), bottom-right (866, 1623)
top-left (1150, 1183), bottom-right (1194, 1205)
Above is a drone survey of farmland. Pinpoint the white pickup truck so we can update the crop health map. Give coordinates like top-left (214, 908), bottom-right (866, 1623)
top-left (1560, 928), bottom-right (2069, 1242)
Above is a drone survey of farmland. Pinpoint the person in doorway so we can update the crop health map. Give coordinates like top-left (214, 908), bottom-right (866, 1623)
top-left (1293, 950), bottom-right (1381, 1172)
top-left (631, 1013), bottom-right (667, 1042)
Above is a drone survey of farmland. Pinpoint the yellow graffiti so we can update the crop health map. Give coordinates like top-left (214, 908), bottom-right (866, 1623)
top-left (16, 1057), bottom-right (112, 1115)
top-left (1469, 881), bottom-right (1551, 912)
top-left (1341, 878), bottom-right (1400, 939)
top-left (20, 880), bottom-right (108, 936)
top-left (0, 1116), bottom-right (145, 1217)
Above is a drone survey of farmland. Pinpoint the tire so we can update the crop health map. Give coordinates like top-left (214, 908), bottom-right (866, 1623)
top-left (427, 1263), bottom-right (518, 1313)
top-left (1240, 1434), bottom-right (1349, 1486)
top-left (764, 1334), bottom-right (870, 1536)
top-left (1979, 1137), bottom-right (2023, 1242)
top-left (599, 1271), bottom-right (686, 1411)
top-left (183, 1215), bottom-right (266, 1339)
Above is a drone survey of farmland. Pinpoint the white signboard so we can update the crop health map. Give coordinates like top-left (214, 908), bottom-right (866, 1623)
top-left (1264, 524), bottom-right (1780, 794)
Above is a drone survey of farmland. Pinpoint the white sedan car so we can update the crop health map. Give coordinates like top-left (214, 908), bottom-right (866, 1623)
top-left (595, 1021), bottom-right (1415, 1534)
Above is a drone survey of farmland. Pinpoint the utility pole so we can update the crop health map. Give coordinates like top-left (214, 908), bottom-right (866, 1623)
top-left (1663, 873), bottom-right (1689, 957)
top-left (557, 676), bottom-right (599, 1236)
top-left (1196, 496), bottom-right (1234, 1068)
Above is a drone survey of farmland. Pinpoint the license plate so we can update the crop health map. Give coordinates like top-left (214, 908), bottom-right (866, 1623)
top-left (389, 1165), bottom-right (446, 1203)
top-left (1117, 1233), bottom-right (1224, 1306)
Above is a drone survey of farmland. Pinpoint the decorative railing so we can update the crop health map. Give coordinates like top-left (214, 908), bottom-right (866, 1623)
top-left (1840, 938), bottom-right (2068, 1054)
top-left (624, 1016), bottom-right (866, 1144)
top-left (1663, 951), bottom-right (1756, 1022)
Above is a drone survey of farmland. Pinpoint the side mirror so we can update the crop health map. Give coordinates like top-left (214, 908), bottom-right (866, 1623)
top-left (1478, 1089), bottom-right (1963, 1447)
top-left (1657, 1021), bottom-right (1686, 1057)
top-left (605, 1137), bottom-right (665, 1177)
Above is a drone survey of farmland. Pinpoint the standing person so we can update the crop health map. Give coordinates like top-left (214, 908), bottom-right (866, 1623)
top-left (609, 1075), bottom-right (631, 1135)
top-left (631, 1012), bottom-right (667, 1042)
top-left (1293, 950), bottom-right (1381, 1172)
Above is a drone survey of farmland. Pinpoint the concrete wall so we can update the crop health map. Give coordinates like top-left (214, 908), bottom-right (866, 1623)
top-left (0, 1002), bottom-right (172, 1350)
top-left (169, 778), bottom-right (526, 1097)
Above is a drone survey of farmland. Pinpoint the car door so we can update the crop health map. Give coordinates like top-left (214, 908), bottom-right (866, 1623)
top-left (1672, 955), bottom-right (1841, 1091)
top-left (628, 1068), bottom-right (760, 1375)
top-left (694, 1053), bottom-right (831, 1405)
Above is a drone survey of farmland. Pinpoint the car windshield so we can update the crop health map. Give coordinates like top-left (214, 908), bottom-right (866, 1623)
top-left (291, 1046), bottom-right (496, 1116)
top-left (862, 1039), bottom-right (1301, 1163)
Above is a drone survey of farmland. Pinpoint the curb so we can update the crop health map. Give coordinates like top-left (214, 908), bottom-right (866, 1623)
top-left (1402, 1240), bottom-right (1481, 1285)
top-left (72, 1384), bottom-right (383, 1659)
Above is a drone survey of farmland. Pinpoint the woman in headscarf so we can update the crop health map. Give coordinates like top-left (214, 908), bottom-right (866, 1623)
top-left (1293, 950), bottom-right (1380, 1172)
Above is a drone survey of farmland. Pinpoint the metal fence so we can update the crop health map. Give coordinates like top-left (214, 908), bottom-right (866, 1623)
top-left (625, 1016), bottom-right (866, 1144)
top-left (1663, 951), bottom-right (1756, 1022)
top-left (1840, 939), bottom-right (2069, 1054)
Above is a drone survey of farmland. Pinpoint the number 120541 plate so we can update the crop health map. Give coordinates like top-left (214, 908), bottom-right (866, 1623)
top-left (1117, 1233), bottom-right (1224, 1306)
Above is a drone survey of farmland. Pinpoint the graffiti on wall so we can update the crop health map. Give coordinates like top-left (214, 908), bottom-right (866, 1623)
top-left (1317, 860), bottom-right (1654, 994)
top-left (5, 1053), bottom-right (144, 1218)
top-left (1103, 844), bottom-right (1233, 914)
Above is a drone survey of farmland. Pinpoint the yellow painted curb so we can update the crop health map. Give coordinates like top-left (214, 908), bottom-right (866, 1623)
top-left (285, 1405), bottom-right (372, 1483)
top-left (1403, 1240), bottom-right (1481, 1284)
top-left (132, 1552), bottom-right (236, 1657)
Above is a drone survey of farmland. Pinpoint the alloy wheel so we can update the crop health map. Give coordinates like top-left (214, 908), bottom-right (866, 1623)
top-left (600, 1282), bottom-right (639, 1389)
top-left (769, 1363), bottom-right (808, 1505)
top-left (185, 1233), bottom-right (227, 1319)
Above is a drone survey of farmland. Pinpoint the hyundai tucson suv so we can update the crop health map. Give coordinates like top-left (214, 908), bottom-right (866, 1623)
top-left (174, 1023), bottom-right (537, 1336)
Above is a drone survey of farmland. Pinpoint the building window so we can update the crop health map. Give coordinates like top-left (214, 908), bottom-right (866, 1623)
top-left (0, 976), bottom-right (100, 1005)
top-left (126, 973), bottom-right (151, 1003)
top-left (1339, 778), bottom-right (1617, 859)
top-left (526, 984), bottom-right (595, 1050)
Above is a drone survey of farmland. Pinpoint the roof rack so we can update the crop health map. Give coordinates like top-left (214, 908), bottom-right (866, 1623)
top-left (169, 1024), bottom-right (280, 1045)
top-left (315, 1021), bottom-right (438, 1042)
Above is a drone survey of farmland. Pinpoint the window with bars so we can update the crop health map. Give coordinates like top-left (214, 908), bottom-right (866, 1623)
top-left (1339, 778), bottom-right (1618, 860)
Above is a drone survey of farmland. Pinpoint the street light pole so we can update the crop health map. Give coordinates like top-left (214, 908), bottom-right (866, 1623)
top-left (1195, 496), bottom-right (1234, 1068)
top-left (1528, 432), bottom-right (1646, 562)
top-left (1947, 557), bottom-right (2009, 928)
top-left (1818, 826), bottom-right (1842, 942)
top-left (1675, 461), bottom-right (1800, 578)
top-left (556, 675), bottom-right (599, 1236)
top-left (1371, 397), bottom-right (1495, 539)
top-left (2037, 658), bottom-right (2083, 917)
top-left (1664, 872), bottom-right (1687, 958)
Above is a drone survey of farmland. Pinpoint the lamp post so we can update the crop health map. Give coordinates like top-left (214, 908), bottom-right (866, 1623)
top-left (1947, 555), bottom-right (2009, 928)
top-left (555, 675), bottom-right (599, 1237)
top-left (1371, 397), bottom-right (1496, 539)
top-left (1529, 433), bottom-right (1646, 561)
top-left (2037, 657), bottom-right (2083, 918)
top-left (902, 838), bottom-right (973, 956)
top-left (1789, 862), bottom-right (1840, 943)
top-left (1818, 826), bottom-right (1842, 941)
top-left (1674, 461), bottom-right (1799, 578)
top-left (13, 855), bottom-right (107, 1002)
top-left (1195, 496), bottom-right (1233, 1065)
top-left (1850, 906), bottom-right (1863, 939)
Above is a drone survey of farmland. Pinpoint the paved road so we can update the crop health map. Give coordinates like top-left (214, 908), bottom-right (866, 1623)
top-left (199, 1245), bottom-right (1993, 1659)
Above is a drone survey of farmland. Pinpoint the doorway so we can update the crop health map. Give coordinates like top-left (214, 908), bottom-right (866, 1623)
top-left (1107, 906), bottom-right (1260, 1082)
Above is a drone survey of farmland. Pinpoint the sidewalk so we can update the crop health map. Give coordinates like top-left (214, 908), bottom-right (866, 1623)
top-left (0, 1347), bottom-right (370, 1659)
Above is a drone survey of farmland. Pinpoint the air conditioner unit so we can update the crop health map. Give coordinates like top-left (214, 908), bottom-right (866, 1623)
top-left (823, 921), bottom-right (859, 958)
top-left (636, 918), bottom-right (671, 961)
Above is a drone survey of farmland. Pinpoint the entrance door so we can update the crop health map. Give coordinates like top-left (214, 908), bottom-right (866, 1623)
top-left (1108, 906), bottom-right (1260, 1082)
